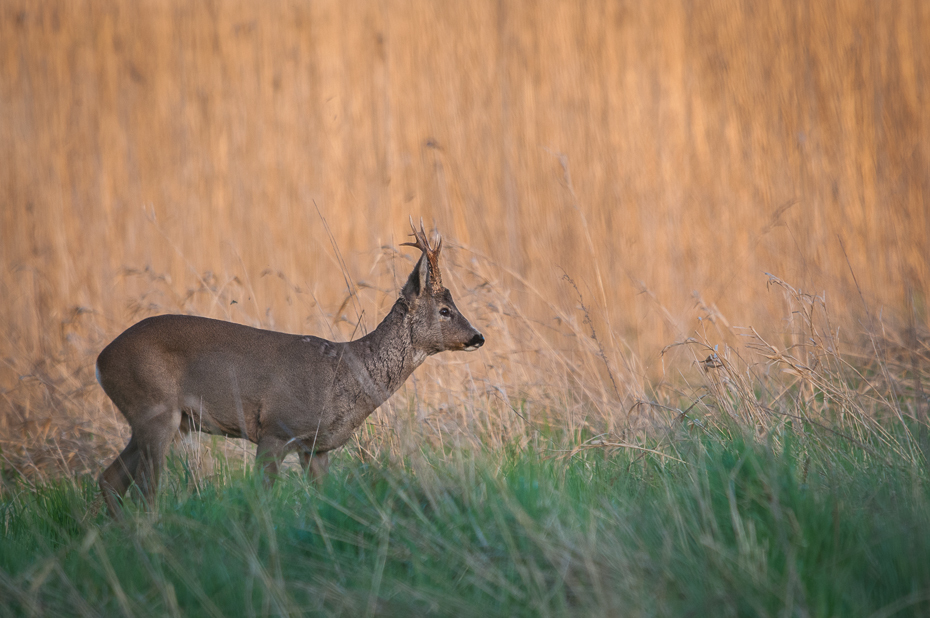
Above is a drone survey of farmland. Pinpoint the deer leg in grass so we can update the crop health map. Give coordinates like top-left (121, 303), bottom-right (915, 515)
top-left (256, 435), bottom-right (289, 488)
top-left (300, 450), bottom-right (330, 484)
top-left (99, 407), bottom-right (180, 515)
top-left (132, 407), bottom-right (182, 505)
top-left (99, 434), bottom-right (142, 516)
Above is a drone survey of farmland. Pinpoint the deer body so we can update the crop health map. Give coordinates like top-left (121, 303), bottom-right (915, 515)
top-left (96, 221), bottom-right (483, 515)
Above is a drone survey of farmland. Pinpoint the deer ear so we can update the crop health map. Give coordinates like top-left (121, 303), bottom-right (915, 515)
top-left (402, 253), bottom-right (430, 301)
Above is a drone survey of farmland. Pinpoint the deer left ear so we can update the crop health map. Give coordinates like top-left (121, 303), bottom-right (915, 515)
top-left (402, 253), bottom-right (430, 301)
top-left (418, 251), bottom-right (431, 293)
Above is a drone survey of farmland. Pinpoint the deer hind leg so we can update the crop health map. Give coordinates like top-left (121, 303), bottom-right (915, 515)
top-left (100, 434), bottom-right (142, 517)
top-left (99, 405), bottom-right (180, 515)
top-left (125, 406), bottom-right (182, 508)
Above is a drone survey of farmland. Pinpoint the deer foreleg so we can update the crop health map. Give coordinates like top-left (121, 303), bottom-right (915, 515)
top-left (255, 435), bottom-right (289, 488)
top-left (300, 450), bottom-right (330, 484)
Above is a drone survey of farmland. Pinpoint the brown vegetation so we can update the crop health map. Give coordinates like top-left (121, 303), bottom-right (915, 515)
top-left (1, 0), bottom-right (928, 480)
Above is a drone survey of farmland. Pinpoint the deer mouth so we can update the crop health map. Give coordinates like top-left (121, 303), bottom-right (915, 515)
top-left (463, 332), bottom-right (485, 351)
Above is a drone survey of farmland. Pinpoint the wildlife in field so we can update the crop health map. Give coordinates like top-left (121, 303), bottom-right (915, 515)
top-left (96, 219), bottom-right (484, 515)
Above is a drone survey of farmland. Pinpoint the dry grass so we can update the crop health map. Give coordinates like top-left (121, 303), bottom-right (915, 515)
top-left (1, 0), bottom-right (928, 480)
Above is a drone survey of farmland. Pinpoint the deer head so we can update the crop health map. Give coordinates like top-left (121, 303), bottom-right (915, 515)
top-left (400, 217), bottom-right (484, 354)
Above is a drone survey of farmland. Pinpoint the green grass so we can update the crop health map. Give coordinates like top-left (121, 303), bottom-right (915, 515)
top-left (1, 424), bottom-right (929, 617)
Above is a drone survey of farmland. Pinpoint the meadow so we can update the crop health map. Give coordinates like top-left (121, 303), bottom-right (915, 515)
top-left (1, 0), bottom-right (929, 615)
top-left (2, 422), bottom-right (929, 617)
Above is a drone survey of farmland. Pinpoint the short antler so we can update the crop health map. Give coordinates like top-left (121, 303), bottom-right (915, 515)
top-left (400, 216), bottom-right (443, 292)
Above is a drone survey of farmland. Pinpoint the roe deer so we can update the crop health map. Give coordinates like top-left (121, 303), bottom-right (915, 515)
top-left (96, 219), bottom-right (484, 515)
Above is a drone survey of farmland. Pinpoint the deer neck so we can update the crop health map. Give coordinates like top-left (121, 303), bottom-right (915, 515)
top-left (342, 298), bottom-right (425, 412)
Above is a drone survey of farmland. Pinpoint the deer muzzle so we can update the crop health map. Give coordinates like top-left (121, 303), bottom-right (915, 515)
top-left (463, 332), bottom-right (485, 351)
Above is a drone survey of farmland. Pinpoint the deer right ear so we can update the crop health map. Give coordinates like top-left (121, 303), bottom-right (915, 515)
top-left (401, 253), bottom-right (430, 302)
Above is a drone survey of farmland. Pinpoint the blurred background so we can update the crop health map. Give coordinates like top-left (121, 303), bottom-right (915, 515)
top-left (1, 0), bottom-right (928, 477)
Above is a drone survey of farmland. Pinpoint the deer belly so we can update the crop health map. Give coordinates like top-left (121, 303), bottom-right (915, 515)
top-left (180, 394), bottom-right (260, 440)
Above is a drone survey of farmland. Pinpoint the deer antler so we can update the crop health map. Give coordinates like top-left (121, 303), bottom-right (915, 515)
top-left (400, 216), bottom-right (443, 292)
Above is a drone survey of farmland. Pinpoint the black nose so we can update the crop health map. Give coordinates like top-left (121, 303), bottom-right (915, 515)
top-left (466, 333), bottom-right (485, 349)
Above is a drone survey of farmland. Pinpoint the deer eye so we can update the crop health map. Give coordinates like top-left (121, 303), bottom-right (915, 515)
top-left (439, 307), bottom-right (451, 318)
